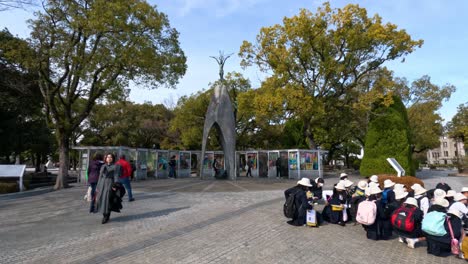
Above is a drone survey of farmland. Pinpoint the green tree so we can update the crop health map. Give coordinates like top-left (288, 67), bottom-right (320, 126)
top-left (447, 103), bottom-right (468, 146)
top-left (395, 75), bottom-right (455, 153)
top-left (19, 0), bottom-right (186, 189)
top-left (239, 2), bottom-right (423, 149)
top-left (360, 96), bottom-right (414, 176)
top-left (0, 29), bottom-right (53, 168)
top-left (81, 102), bottom-right (173, 149)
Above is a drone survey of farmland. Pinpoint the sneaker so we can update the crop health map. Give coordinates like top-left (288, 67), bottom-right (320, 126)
top-left (129, 198), bottom-right (135, 202)
top-left (398, 237), bottom-right (405, 243)
top-left (406, 238), bottom-right (416, 249)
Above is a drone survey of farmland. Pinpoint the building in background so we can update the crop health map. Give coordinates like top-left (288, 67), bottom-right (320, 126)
top-left (427, 136), bottom-right (465, 165)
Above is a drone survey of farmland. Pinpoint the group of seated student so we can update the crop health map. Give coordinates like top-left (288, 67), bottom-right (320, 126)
top-left (284, 173), bottom-right (468, 258)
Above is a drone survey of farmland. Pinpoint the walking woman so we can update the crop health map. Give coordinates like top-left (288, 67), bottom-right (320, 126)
top-left (94, 153), bottom-right (122, 224)
top-left (88, 153), bottom-right (103, 213)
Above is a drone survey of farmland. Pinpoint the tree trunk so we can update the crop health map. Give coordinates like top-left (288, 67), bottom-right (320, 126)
top-left (55, 135), bottom-right (70, 189)
top-left (34, 153), bottom-right (40, 172)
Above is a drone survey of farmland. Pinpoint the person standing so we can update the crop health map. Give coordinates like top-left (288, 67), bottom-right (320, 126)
top-left (88, 153), bottom-right (103, 213)
top-left (94, 153), bottom-right (122, 224)
top-left (275, 157), bottom-right (282, 179)
top-left (115, 155), bottom-right (135, 202)
top-left (246, 158), bottom-right (253, 178)
top-left (169, 155), bottom-right (177, 179)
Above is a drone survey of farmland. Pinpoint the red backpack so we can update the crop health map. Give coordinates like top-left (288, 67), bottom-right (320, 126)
top-left (391, 206), bottom-right (416, 232)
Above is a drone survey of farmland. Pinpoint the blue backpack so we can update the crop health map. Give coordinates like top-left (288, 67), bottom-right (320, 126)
top-left (422, 211), bottom-right (447, 236)
top-left (381, 189), bottom-right (391, 205)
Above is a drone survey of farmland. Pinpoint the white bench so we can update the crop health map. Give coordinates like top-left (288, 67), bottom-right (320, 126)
top-left (0, 165), bottom-right (26, 191)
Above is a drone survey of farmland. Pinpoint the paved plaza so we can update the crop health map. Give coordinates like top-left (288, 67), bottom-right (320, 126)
top-left (1, 171), bottom-right (468, 264)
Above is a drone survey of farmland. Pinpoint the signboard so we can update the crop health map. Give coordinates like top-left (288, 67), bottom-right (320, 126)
top-left (386, 158), bottom-right (405, 177)
top-left (0, 165), bottom-right (26, 191)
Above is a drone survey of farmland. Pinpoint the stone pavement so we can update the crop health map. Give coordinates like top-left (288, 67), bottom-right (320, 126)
top-left (1, 171), bottom-right (468, 264)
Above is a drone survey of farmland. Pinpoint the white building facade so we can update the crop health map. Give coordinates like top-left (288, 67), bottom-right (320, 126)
top-left (427, 136), bottom-right (465, 165)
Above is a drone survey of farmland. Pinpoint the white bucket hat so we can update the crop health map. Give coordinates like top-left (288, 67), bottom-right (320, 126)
top-left (434, 189), bottom-right (447, 199)
top-left (413, 185), bottom-right (427, 196)
top-left (446, 190), bottom-right (456, 198)
top-left (357, 180), bottom-right (368, 190)
top-left (394, 183), bottom-right (405, 191)
top-left (335, 182), bottom-right (346, 191)
top-left (455, 193), bottom-right (467, 202)
top-left (365, 186), bottom-right (371, 196)
top-left (395, 189), bottom-right (409, 200)
top-left (341, 179), bottom-right (354, 188)
top-left (369, 175), bottom-right (379, 183)
top-left (297, 178), bottom-right (312, 187)
top-left (369, 185), bottom-right (382, 195)
top-left (448, 208), bottom-right (463, 219)
top-left (433, 198), bottom-right (449, 208)
top-left (339, 173), bottom-right (348, 179)
top-left (383, 179), bottom-right (395, 189)
top-left (404, 197), bottom-right (418, 208)
top-left (461, 187), bottom-right (468, 193)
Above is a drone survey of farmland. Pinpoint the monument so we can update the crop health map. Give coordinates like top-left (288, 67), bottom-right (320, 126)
top-left (200, 52), bottom-right (236, 180)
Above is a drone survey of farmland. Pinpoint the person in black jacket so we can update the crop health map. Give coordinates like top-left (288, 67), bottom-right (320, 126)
top-left (435, 182), bottom-right (452, 193)
top-left (284, 178), bottom-right (313, 226)
top-left (322, 182), bottom-right (347, 226)
top-left (309, 177), bottom-right (324, 203)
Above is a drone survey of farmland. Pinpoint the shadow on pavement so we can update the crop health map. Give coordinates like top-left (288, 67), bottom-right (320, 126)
top-left (111, 207), bottom-right (190, 223)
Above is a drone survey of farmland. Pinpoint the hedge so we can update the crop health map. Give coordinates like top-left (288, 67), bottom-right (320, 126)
top-left (360, 96), bottom-right (415, 177)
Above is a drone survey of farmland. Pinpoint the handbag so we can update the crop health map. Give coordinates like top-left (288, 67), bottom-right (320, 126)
top-left (331, 204), bottom-right (344, 212)
top-left (84, 186), bottom-right (92, 202)
top-left (447, 216), bottom-right (460, 255)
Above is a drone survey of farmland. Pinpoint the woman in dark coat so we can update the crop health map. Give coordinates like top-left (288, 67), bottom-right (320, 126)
top-left (94, 153), bottom-right (122, 224)
top-left (88, 153), bottom-right (103, 213)
top-left (284, 178), bottom-right (313, 226)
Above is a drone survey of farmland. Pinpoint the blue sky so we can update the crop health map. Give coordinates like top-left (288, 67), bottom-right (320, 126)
top-left (1, 0), bottom-right (467, 123)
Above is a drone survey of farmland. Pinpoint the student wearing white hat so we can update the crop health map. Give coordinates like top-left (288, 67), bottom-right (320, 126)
top-left (322, 182), bottom-right (347, 226)
top-left (350, 180), bottom-right (368, 223)
top-left (448, 193), bottom-right (468, 218)
top-left (339, 172), bottom-right (348, 180)
top-left (445, 190), bottom-right (456, 206)
top-left (364, 185), bottom-right (393, 240)
top-left (461, 187), bottom-right (468, 199)
top-left (369, 175), bottom-right (379, 185)
top-left (393, 197), bottom-right (425, 248)
top-left (426, 204), bottom-right (464, 256)
top-left (381, 179), bottom-right (396, 207)
top-left (412, 183), bottom-right (430, 216)
top-left (284, 178), bottom-right (313, 226)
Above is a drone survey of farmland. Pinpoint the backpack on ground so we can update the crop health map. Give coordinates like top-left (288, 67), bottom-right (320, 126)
top-left (391, 206), bottom-right (416, 232)
top-left (422, 211), bottom-right (447, 236)
top-left (283, 190), bottom-right (298, 218)
top-left (356, 200), bottom-right (377, 225)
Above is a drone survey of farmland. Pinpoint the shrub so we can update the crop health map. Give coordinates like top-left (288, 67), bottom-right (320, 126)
top-left (0, 182), bottom-right (18, 194)
top-left (376, 174), bottom-right (424, 190)
top-left (360, 96), bottom-right (415, 177)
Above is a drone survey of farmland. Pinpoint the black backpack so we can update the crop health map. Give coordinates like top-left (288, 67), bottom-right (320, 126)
top-left (283, 190), bottom-right (299, 218)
